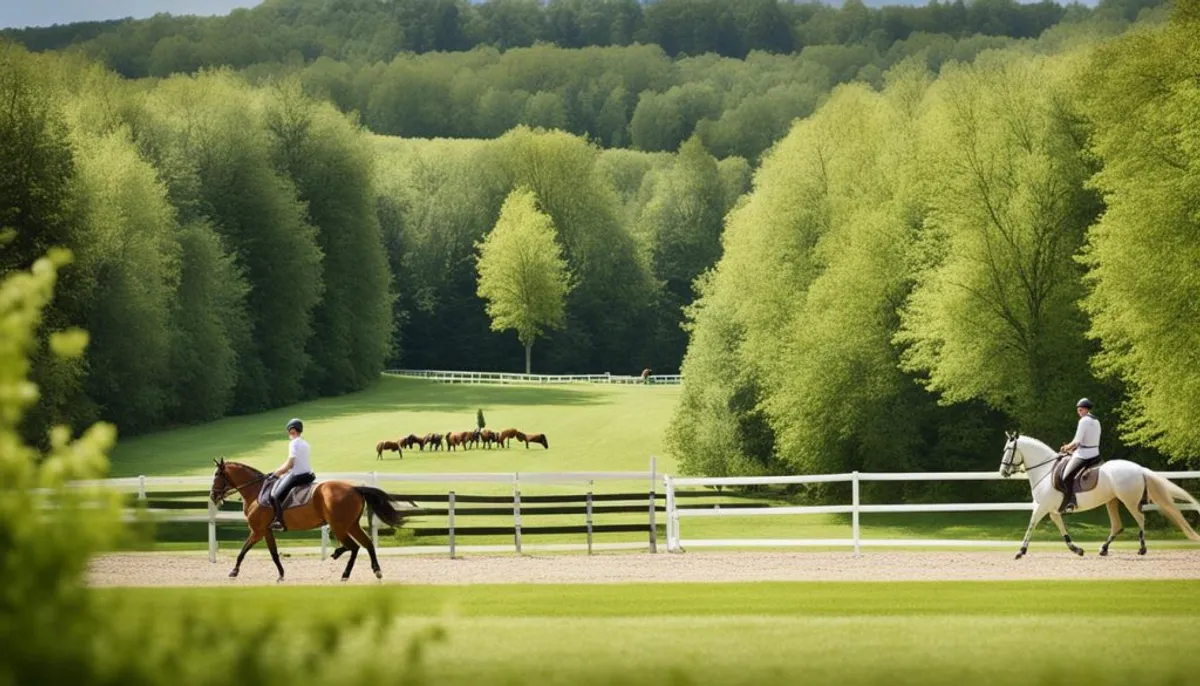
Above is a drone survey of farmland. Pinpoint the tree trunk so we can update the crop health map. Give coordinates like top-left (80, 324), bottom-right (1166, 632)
top-left (525, 340), bottom-right (532, 374)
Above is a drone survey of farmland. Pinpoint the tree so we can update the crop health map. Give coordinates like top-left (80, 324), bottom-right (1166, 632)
top-left (896, 53), bottom-right (1102, 436)
top-left (476, 187), bottom-right (572, 373)
top-left (1077, 4), bottom-right (1200, 463)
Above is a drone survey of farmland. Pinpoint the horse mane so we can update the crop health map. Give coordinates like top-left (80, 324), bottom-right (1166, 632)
top-left (224, 461), bottom-right (264, 477)
top-left (1017, 434), bottom-right (1056, 458)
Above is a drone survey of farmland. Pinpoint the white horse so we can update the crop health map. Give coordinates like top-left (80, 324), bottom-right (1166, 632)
top-left (999, 432), bottom-right (1200, 559)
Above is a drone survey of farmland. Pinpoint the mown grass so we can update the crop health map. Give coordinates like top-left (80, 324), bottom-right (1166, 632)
top-left (97, 581), bottom-right (1200, 685)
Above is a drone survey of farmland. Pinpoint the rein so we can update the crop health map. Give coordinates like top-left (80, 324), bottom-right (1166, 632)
top-left (214, 468), bottom-right (269, 503)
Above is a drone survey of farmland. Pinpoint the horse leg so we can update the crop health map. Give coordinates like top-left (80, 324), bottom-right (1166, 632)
top-left (1099, 500), bottom-right (1124, 557)
top-left (1048, 512), bottom-right (1085, 556)
top-left (1015, 505), bottom-right (1049, 559)
top-left (1124, 493), bottom-right (1148, 556)
top-left (229, 531), bottom-right (263, 578)
top-left (347, 519), bottom-right (383, 580)
top-left (338, 538), bottom-right (360, 580)
top-left (264, 531), bottom-right (286, 582)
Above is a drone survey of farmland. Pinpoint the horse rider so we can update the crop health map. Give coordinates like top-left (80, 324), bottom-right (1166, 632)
top-left (269, 418), bottom-right (316, 531)
top-left (1058, 398), bottom-right (1101, 513)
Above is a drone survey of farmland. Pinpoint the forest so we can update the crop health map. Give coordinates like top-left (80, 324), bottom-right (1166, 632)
top-left (2, 0), bottom-right (1197, 477)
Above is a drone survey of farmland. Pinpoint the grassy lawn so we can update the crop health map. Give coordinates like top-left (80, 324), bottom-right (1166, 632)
top-left (98, 580), bottom-right (1200, 685)
top-left (109, 376), bottom-right (680, 478)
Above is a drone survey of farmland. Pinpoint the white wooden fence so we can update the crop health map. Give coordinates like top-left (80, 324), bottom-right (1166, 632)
top-left (72, 465), bottom-right (1200, 561)
top-left (384, 369), bottom-right (682, 385)
top-left (663, 470), bottom-right (1200, 554)
top-left (93, 462), bottom-right (660, 563)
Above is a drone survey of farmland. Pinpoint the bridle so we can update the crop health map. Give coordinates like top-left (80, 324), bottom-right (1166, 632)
top-left (211, 462), bottom-right (268, 504)
top-left (1000, 434), bottom-right (1063, 485)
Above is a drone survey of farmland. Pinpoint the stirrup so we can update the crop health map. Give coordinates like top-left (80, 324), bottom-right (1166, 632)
top-left (271, 519), bottom-right (286, 531)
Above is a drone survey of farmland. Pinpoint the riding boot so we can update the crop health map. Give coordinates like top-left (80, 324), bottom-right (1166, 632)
top-left (1059, 485), bottom-right (1075, 514)
top-left (270, 498), bottom-right (287, 531)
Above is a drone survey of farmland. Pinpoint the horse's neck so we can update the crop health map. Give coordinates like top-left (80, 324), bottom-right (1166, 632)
top-left (228, 464), bottom-right (265, 500)
top-left (1018, 436), bottom-right (1059, 482)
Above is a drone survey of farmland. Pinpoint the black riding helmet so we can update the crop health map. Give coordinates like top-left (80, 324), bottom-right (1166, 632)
top-left (286, 418), bottom-right (304, 434)
top-left (1076, 398), bottom-right (1093, 410)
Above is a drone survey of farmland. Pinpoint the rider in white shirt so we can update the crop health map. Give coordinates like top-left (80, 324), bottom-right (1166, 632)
top-left (1058, 398), bottom-right (1101, 513)
top-left (269, 418), bottom-right (316, 531)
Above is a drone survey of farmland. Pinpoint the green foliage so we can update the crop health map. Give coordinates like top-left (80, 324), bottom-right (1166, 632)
top-left (897, 52), bottom-right (1102, 436)
top-left (476, 187), bottom-right (572, 372)
top-left (1078, 7), bottom-right (1200, 463)
top-left (264, 80), bottom-right (394, 396)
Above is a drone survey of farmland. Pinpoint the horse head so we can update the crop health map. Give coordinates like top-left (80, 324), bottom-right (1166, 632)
top-left (999, 431), bottom-right (1021, 478)
top-left (210, 458), bottom-right (231, 504)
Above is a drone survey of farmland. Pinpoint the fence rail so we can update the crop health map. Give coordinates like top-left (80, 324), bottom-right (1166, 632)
top-left (59, 464), bottom-right (1200, 560)
top-left (663, 470), bottom-right (1200, 554)
top-left (384, 369), bottom-right (681, 385)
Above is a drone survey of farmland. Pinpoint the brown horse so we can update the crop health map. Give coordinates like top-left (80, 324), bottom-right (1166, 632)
top-left (423, 433), bottom-right (443, 451)
top-left (523, 432), bottom-right (549, 449)
top-left (399, 433), bottom-right (426, 450)
top-left (478, 428), bottom-right (498, 449)
top-left (208, 459), bottom-right (410, 581)
top-left (445, 430), bottom-right (470, 451)
top-left (376, 440), bottom-right (402, 460)
top-left (498, 428), bottom-right (525, 448)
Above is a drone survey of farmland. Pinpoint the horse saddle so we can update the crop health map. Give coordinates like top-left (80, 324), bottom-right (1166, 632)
top-left (257, 474), bottom-right (317, 510)
top-left (1051, 459), bottom-right (1101, 494)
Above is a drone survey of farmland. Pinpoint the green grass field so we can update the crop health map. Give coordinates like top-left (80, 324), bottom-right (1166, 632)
top-left (110, 376), bottom-right (679, 477)
top-left (99, 580), bottom-right (1200, 685)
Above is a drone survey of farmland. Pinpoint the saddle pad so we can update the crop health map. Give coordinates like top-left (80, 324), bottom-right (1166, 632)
top-left (1052, 460), bottom-right (1101, 493)
top-left (257, 475), bottom-right (317, 509)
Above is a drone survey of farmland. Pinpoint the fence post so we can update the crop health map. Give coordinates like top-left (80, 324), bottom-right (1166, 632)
top-left (586, 486), bottom-right (594, 555)
top-left (852, 470), bottom-right (861, 557)
top-left (512, 473), bottom-right (522, 554)
top-left (321, 525), bottom-right (329, 560)
top-left (448, 491), bottom-right (456, 559)
top-left (137, 475), bottom-right (147, 501)
top-left (370, 471), bottom-right (379, 548)
top-left (648, 455), bottom-right (657, 553)
top-left (664, 474), bottom-right (677, 552)
top-left (207, 498), bottom-right (217, 564)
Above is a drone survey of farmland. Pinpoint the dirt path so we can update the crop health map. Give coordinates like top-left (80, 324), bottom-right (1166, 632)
top-left (87, 549), bottom-right (1200, 587)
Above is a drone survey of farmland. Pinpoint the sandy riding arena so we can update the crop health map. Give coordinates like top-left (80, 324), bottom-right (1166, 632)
top-left (88, 549), bottom-right (1200, 587)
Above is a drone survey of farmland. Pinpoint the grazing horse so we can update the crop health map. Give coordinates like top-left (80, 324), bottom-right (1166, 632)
top-left (208, 459), bottom-right (411, 581)
top-left (376, 440), bottom-right (402, 460)
top-left (445, 430), bottom-right (469, 451)
top-left (399, 433), bottom-right (426, 450)
top-left (523, 432), bottom-right (549, 449)
top-left (498, 428), bottom-right (525, 448)
top-left (423, 433), bottom-right (443, 451)
top-left (478, 428), bottom-right (497, 449)
top-left (999, 432), bottom-right (1200, 559)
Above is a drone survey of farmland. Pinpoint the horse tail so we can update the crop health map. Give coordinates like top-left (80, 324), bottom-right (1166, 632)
top-left (1143, 470), bottom-right (1200, 542)
top-left (355, 486), bottom-right (411, 528)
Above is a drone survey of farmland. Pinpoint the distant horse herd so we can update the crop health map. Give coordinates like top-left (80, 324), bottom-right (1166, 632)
top-left (376, 428), bottom-right (549, 459)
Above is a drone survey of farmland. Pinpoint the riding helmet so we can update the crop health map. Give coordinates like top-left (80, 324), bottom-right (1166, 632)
top-left (1076, 398), bottom-right (1093, 409)
top-left (286, 418), bottom-right (304, 433)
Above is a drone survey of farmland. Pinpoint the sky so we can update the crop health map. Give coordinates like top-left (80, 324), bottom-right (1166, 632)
top-left (2, 1), bottom-right (263, 30)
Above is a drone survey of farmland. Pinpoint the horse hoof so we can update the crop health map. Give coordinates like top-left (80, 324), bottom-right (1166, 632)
top-left (1099, 548), bottom-right (1109, 557)
top-left (1014, 552), bottom-right (1024, 560)
top-left (228, 570), bottom-right (239, 578)
top-left (1138, 548), bottom-right (1147, 556)
top-left (276, 576), bottom-right (284, 584)
top-left (1073, 548), bottom-right (1084, 557)
top-left (374, 569), bottom-right (382, 580)
top-left (341, 576), bottom-right (350, 582)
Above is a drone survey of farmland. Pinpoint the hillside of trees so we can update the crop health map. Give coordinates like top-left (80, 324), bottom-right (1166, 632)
top-left (3, 0), bottom-right (1198, 478)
